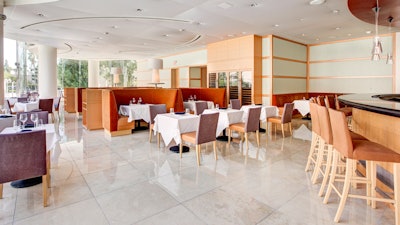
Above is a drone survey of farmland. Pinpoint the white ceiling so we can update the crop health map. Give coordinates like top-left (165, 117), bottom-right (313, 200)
top-left (2, 0), bottom-right (392, 60)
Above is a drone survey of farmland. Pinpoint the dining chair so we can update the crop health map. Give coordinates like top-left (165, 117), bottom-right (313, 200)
top-left (194, 101), bottom-right (208, 115)
top-left (180, 112), bottom-right (219, 166)
top-left (305, 102), bottom-right (321, 172)
top-left (39, 98), bottom-right (54, 122)
top-left (6, 100), bottom-right (15, 114)
top-left (324, 108), bottom-right (400, 223)
top-left (17, 97), bottom-right (28, 102)
top-left (316, 96), bottom-right (326, 107)
top-left (148, 104), bottom-right (166, 147)
top-left (228, 107), bottom-right (261, 151)
top-left (17, 111), bottom-right (49, 126)
top-left (267, 102), bottom-right (294, 137)
top-left (53, 97), bottom-right (61, 119)
top-left (0, 130), bottom-right (49, 207)
top-left (230, 99), bottom-right (241, 110)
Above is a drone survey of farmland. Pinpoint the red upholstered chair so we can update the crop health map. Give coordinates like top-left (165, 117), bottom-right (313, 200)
top-left (267, 103), bottom-right (294, 137)
top-left (180, 112), bottom-right (219, 166)
top-left (324, 108), bottom-right (400, 223)
top-left (228, 107), bottom-right (262, 151)
top-left (194, 101), bottom-right (208, 115)
top-left (39, 98), bottom-right (54, 122)
top-left (230, 99), bottom-right (241, 110)
top-left (0, 130), bottom-right (48, 207)
top-left (148, 104), bottom-right (166, 147)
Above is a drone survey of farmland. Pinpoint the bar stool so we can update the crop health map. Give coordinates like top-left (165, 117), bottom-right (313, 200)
top-left (324, 108), bottom-right (400, 224)
top-left (305, 102), bottom-right (321, 172)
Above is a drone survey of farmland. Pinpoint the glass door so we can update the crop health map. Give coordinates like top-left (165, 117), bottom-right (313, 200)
top-left (229, 71), bottom-right (239, 101)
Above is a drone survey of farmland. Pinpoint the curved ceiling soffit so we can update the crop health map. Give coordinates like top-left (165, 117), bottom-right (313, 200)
top-left (4, 0), bottom-right (59, 7)
top-left (20, 16), bottom-right (193, 29)
top-left (58, 43), bottom-right (72, 55)
top-left (348, 0), bottom-right (400, 27)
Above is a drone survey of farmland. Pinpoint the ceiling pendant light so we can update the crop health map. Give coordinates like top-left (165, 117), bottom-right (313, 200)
top-left (371, 0), bottom-right (382, 61)
top-left (386, 16), bottom-right (393, 64)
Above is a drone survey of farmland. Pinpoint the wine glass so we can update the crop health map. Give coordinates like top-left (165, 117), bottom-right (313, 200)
top-left (31, 113), bottom-right (39, 128)
top-left (20, 114), bottom-right (28, 128)
top-left (132, 98), bottom-right (136, 104)
top-left (138, 97), bottom-right (142, 104)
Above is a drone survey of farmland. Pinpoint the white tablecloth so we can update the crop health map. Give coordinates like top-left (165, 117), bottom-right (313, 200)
top-left (203, 108), bottom-right (244, 136)
top-left (153, 113), bottom-right (199, 145)
top-left (183, 101), bottom-right (214, 114)
top-left (241, 105), bottom-right (279, 122)
top-left (0, 115), bottom-right (16, 132)
top-left (1, 123), bottom-right (59, 152)
top-left (293, 100), bottom-right (310, 116)
top-left (293, 124), bottom-right (312, 141)
top-left (119, 104), bottom-right (152, 123)
top-left (13, 101), bottom-right (39, 112)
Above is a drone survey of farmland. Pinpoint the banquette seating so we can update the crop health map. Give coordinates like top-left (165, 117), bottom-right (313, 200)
top-left (102, 88), bottom-right (184, 136)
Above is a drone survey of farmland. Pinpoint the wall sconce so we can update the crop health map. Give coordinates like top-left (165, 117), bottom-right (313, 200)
top-left (148, 58), bottom-right (163, 83)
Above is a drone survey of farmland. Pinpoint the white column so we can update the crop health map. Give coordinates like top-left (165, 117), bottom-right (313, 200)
top-left (0, 2), bottom-right (5, 104)
top-left (88, 60), bottom-right (99, 87)
top-left (38, 45), bottom-right (57, 98)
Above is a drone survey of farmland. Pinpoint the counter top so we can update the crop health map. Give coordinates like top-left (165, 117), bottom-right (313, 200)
top-left (338, 94), bottom-right (400, 117)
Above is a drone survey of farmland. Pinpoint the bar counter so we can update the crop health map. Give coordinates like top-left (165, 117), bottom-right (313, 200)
top-left (339, 93), bottom-right (400, 193)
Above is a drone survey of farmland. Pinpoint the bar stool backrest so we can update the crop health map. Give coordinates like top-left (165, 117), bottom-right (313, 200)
top-left (316, 105), bottom-right (333, 145)
top-left (328, 108), bottom-right (353, 158)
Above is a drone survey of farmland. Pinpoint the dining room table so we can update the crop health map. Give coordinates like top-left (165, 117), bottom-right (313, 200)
top-left (183, 100), bottom-right (214, 114)
top-left (1, 123), bottom-right (59, 188)
top-left (293, 99), bottom-right (310, 118)
top-left (0, 114), bottom-right (16, 132)
top-left (119, 103), bottom-right (153, 130)
top-left (153, 112), bottom-right (199, 152)
top-left (241, 105), bottom-right (279, 132)
top-left (13, 100), bottom-right (39, 112)
top-left (203, 108), bottom-right (244, 141)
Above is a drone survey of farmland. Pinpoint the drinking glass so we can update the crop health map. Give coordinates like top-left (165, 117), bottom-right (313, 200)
top-left (193, 95), bottom-right (197, 101)
top-left (13, 119), bottom-right (20, 131)
top-left (138, 97), bottom-right (142, 104)
top-left (132, 98), bottom-right (136, 104)
top-left (185, 108), bottom-right (190, 114)
top-left (38, 119), bottom-right (44, 128)
top-left (216, 104), bottom-right (219, 110)
top-left (20, 114), bottom-right (28, 128)
top-left (31, 113), bottom-right (39, 128)
top-left (170, 108), bottom-right (174, 114)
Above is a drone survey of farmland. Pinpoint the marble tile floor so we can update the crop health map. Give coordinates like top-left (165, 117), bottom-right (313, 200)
top-left (0, 113), bottom-right (396, 225)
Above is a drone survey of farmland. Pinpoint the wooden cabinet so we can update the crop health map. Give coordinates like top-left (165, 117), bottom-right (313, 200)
top-left (82, 89), bottom-right (103, 130)
top-left (64, 88), bottom-right (76, 113)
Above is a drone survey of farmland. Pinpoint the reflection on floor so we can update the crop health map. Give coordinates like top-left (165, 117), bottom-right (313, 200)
top-left (0, 112), bottom-right (396, 225)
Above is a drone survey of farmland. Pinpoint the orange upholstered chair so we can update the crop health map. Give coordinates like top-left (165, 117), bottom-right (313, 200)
top-left (324, 108), bottom-right (400, 223)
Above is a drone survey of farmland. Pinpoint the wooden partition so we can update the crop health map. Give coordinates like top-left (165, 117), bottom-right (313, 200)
top-left (82, 89), bottom-right (103, 130)
top-left (179, 88), bottom-right (227, 107)
top-left (102, 88), bottom-right (184, 137)
top-left (64, 88), bottom-right (76, 113)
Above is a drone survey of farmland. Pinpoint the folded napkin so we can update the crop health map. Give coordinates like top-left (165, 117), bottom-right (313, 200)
top-left (24, 124), bottom-right (34, 128)
top-left (20, 129), bottom-right (32, 132)
top-left (0, 115), bottom-right (13, 118)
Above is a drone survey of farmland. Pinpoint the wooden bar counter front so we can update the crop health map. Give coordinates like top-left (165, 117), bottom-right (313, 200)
top-left (339, 94), bottom-right (400, 197)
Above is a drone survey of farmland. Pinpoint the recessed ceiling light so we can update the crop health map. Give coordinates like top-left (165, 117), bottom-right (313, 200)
top-left (348, 33), bottom-right (352, 36)
top-left (302, 33), bottom-right (306, 37)
top-left (104, 32), bottom-right (109, 35)
top-left (250, 3), bottom-right (260, 7)
top-left (332, 9), bottom-right (340, 14)
top-left (37, 13), bottom-right (45, 17)
top-left (299, 18), bottom-right (305, 22)
top-left (242, 31), bottom-right (247, 35)
top-left (366, 30), bottom-right (372, 34)
top-left (227, 34), bottom-right (235, 37)
top-left (335, 27), bottom-right (341, 30)
top-left (309, 0), bottom-right (325, 5)
top-left (274, 24), bottom-right (280, 27)
top-left (179, 28), bottom-right (185, 32)
top-left (218, 2), bottom-right (233, 9)
top-left (136, 8), bottom-right (143, 12)
top-left (163, 34), bottom-right (169, 37)
top-left (111, 25), bottom-right (118, 29)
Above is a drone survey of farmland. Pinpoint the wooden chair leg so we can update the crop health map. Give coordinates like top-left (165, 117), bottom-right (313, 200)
top-left (213, 141), bottom-right (217, 160)
top-left (228, 130), bottom-right (232, 144)
top-left (311, 139), bottom-right (325, 184)
top-left (324, 150), bottom-right (339, 204)
top-left (157, 133), bottom-right (161, 148)
top-left (179, 142), bottom-right (183, 158)
top-left (305, 132), bottom-right (318, 172)
top-left (334, 159), bottom-right (353, 223)
top-left (196, 145), bottom-right (200, 166)
top-left (149, 129), bottom-right (152, 142)
top-left (319, 145), bottom-right (333, 197)
top-left (289, 122), bottom-right (292, 135)
top-left (42, 175), bottom-right (48, 207)
top-left (0, 183), bottom-right (3, 199)
top-left (245, 133), bottom-right (249, 152)
top-left (281, 124), bottom-right (285, 137)
top-left (256, 130), bottom-right (260, 147)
